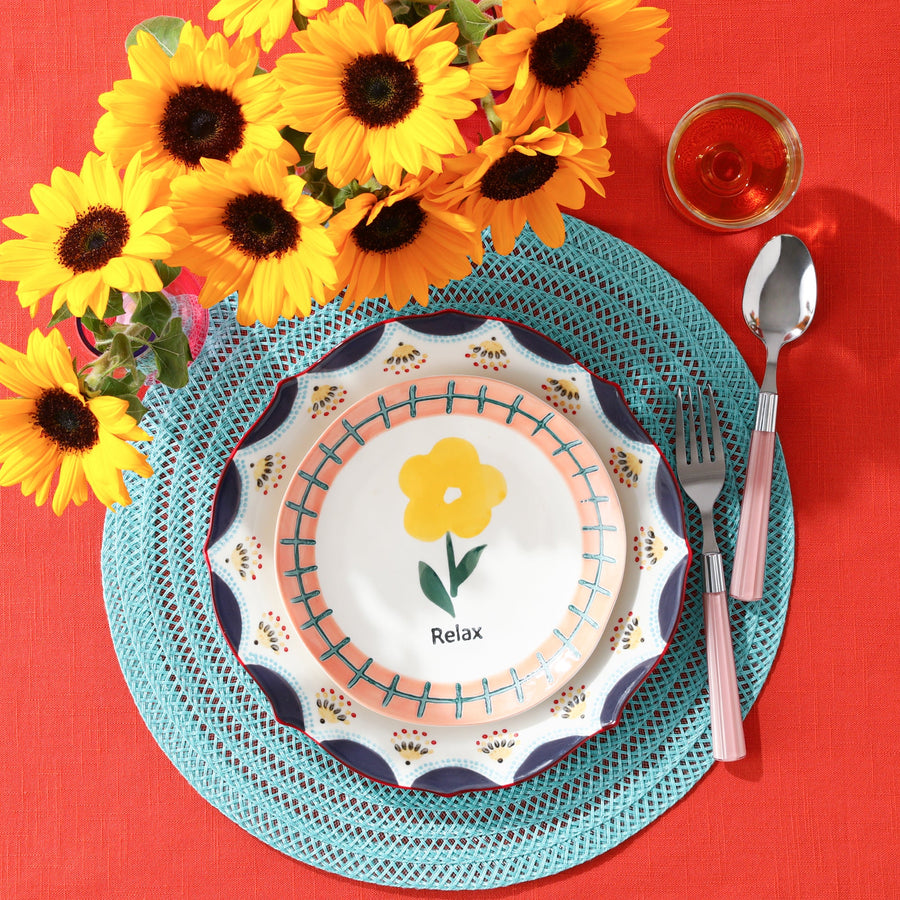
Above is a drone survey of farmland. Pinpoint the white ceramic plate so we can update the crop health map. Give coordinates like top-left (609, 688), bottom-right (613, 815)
top-left (205, 312), bottom-right (689, 793)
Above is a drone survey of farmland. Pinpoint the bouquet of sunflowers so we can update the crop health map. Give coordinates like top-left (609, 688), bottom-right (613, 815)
top-left (0, 0), bottom-right (667, 515)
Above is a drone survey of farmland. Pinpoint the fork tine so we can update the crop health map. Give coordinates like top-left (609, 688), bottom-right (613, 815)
top-left (706, 384), bottom-right (724, 463)
top-left (687, 387), bottom-right (701, 465)
top-left (697, 387), bottom-right (712, 464)
top-left (674, 388), bottom-right (687, 467)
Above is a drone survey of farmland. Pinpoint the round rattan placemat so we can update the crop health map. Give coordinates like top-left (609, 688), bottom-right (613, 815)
top-left (101, 217), bottom-right (793, 890)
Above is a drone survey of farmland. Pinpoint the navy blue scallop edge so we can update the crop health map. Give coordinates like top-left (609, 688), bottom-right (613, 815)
top-left (245, 664), bottom-right (306, 731)
top-left (210, 571), bottom-right (242, 650)
top-left (206, 461), bottom-right (241, 547)
top-left (321, 740), bottom-right (399, 786)
top-left (412, 766), bottom-right (499, 794)
top-left (514, 735), bottom-right (586, 782)
top-left (314, 324), bottom-right (385, 372)
top-left (655, 457), bottom-right (686, 537)
top-left (242, 377), bottom-right (299, 447)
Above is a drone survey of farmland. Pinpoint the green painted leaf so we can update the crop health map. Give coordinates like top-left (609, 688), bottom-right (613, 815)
top-left (148, 317), bottom-right (191, 389)
top-left (418, 562), bottom-right (455, 617)
top-left (126, 16), bottom-right (186, 56)
top-left (452, 544), bottom-right (487, 593)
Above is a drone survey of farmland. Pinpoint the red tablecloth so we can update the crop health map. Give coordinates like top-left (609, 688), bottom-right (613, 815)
top-left (1, 1), bottom-right (898, 897)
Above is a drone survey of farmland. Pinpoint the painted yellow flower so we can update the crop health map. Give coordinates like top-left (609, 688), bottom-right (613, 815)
top-left (94, 22), bottom-right (287, 184)
top-left (0, 329), bottom-right (152, 515)
top-left (168, 154), bottom-right (337, 326)
top-left (437, 127), bottom-right (611, 254)
top-left (208, 0), bottom-right (328, 52)
top-left (0, 152), bottom-right (186, 319)
top-left (326, 173), bottom-right (483, 311)
top-left (399, 437), bottom-right (506, 542)
top-left (275, 0), bottom-right (481, 188)
top-left (472, 0), bottom-right (668, 134)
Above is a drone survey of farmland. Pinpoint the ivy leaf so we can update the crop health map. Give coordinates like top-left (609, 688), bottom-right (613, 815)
top-left (90, 373), bottom-right (148, 424)
top-left (418, 562), bottom-right (455, 617)
top-left (48, 304), bottom-right (74, 328)
top-left (153, 260), bottom-right (181, 289)
top-left (126, 16), bottom-right (186, 55)
top-left (444, 0), bottom-right (495, 45)
top-left (148, 316), bottom-right (191, 389)
top-left (131, 291), bottom-right (173, 338)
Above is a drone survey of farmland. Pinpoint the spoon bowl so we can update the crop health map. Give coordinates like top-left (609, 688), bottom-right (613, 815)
top-left (743, 235), bottom-right (817, 394)
top-left (731, 235), bottom-right (817, 601)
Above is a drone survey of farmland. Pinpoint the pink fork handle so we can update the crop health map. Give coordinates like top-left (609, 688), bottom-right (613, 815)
top-left (730, 429), bottom-right (777, 601)
top-left (704, 590), bottom-right (747, 761)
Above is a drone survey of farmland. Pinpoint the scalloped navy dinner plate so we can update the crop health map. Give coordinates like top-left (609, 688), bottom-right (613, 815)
top-left (205, 311), bottom-right (689, 794)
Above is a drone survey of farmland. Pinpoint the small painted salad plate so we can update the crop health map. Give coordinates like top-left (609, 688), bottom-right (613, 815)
top-left (275, 375), bottom-right (627, 726)
top-left (205, 311), bottom-right (689, 794)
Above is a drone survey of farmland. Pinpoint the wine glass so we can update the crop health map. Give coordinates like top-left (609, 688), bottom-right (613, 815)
top-left (664, 93), bottom-right (803, 231)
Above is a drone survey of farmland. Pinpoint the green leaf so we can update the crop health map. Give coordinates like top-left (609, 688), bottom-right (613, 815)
top-left (131, 291), bottom-right (173, 338)
top-left (418, 562), bottom-right (455, 617)
top-left (90, 373), bottom-right (148, 424)
top-left (153, 260), bottom-right (181, 289)
top-left (444, 0), bottom-right (495, 45)
top-left (451, 544), bottom-right (487, 595)
top-left (148, 316), bottom-right (191, 389)
top-left (126, 16), bottom-right (186, 55)
top-left (106, 331), bottom-right (137, 370)
top-left (48, 304), bottom-right (74, 328)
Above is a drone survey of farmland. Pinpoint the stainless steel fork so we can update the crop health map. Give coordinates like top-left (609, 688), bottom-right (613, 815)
top-left (674, 386), bottom-right (746, 761)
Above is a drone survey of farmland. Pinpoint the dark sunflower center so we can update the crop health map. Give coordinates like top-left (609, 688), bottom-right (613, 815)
top-left (222, 193), bottom-right (300, 259)
top-left (159, 85), bottom-right (247, 167)
top-left (351, 198), bottom-right (426, 254)
top-left (56, 206), bottom-right (130, 274)
top-left (341, 54), bottom-right (423, 128)
top-left (480, 152), bottom-right (559, 201)
top-left (530, 16), bottom-right (598, 88)
top-left (33, 387), bottom-right (99, 454)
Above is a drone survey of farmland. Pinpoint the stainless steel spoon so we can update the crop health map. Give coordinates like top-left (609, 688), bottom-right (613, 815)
top-left (731, 234), bottom-right (817, 601)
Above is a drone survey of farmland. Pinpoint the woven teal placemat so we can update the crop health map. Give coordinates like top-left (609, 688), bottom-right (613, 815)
top-left (101, 216), bottom-right (793, 890)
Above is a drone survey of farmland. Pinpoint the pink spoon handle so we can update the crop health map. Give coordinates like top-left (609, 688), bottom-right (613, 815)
top-left (731, 428), bottom-right (777, 601)
top-left (704, 587), bottom-right (747, 761)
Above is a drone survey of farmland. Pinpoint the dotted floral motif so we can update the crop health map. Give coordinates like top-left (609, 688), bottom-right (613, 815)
top-left (632, 525), bottom-right (668, 569)
top-left (316, 688), bottom-right (356, 724)
top-left (392, 729), bottom-right (437, 764)
top-left (230, 537), bottom-right (263, 581)
top-left (608, 611), bottom-right (645, 653)
top-left (250, 452), bottom-right (288, 495)
top-left (252, 610), bottom-right (292, 653)
top-left (466, 337), bottom-right (508, 371)
top-left (541, 376), bottom-right (580, 415)
top-left (608, 446), bottom-right (643, 487)
top-left (550, 684), bottom-right (590, 719)
top-left (476, 729), bottom-right (519, 763)
top-left (383, 342), bottom-right (427, 375)
top-left (308, 383), bottom-right (348, 419)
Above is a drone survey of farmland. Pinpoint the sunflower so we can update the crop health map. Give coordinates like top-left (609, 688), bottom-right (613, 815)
top-left (275, 0), bottom-right (480, 189)
top-left (208, 0), bottom-right (328, 53)
top-left (168, 154), bottom-right (338, 326)
top-left (0, 152), bottom-right (186, 319)
top-left (0, 329), bottom-right (152, 515)
top-left (326, 174), bottom-right (483, 311)
top-left (472, 0), bottom-right (668, 134)
top-left (94, 21), bottom-right (287, 185)
top-left (437, 127), bottom-right (611, 254)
